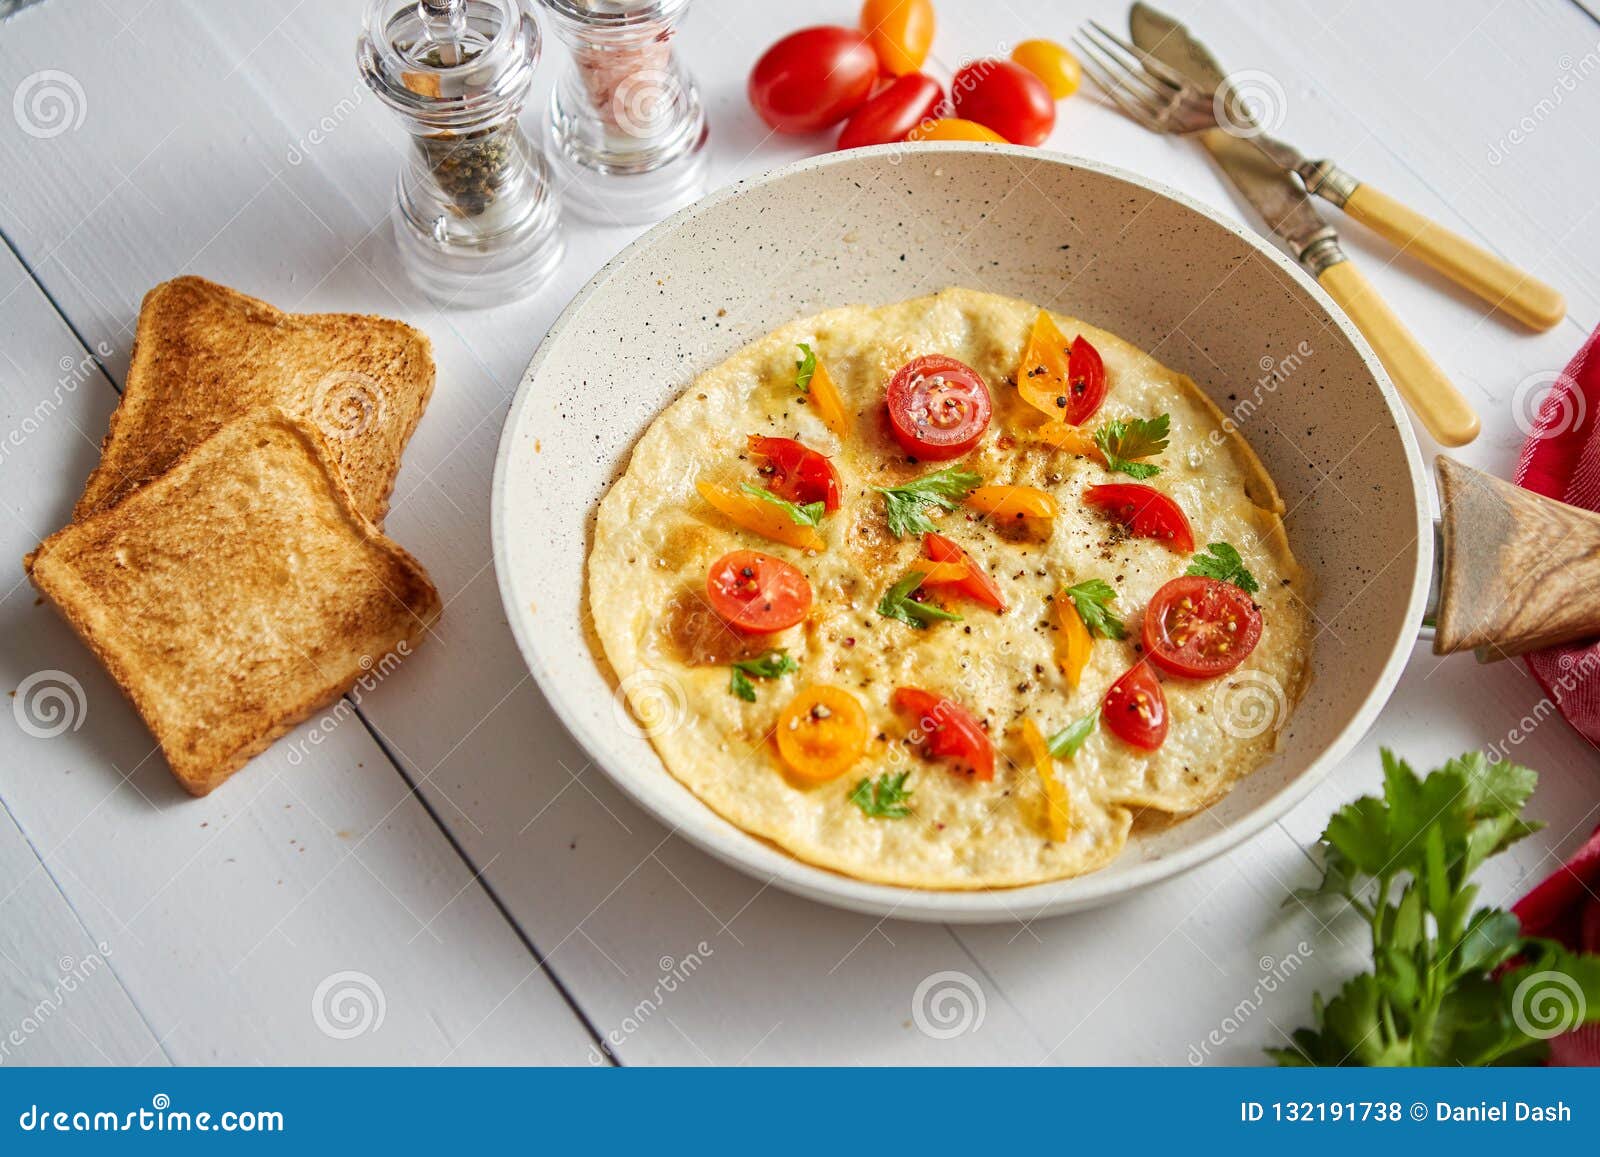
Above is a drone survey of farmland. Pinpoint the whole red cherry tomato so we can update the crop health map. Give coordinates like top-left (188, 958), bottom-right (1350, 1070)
top-left (747, 435), bottom-right (842, 512)
top-left (706, 550), bottom-right (813, 634)
top-left (1143, 576), bottom-right (1263, 678)
top-left (749, 26), bottom-right (879, 134)
top-left (885, 355), bottom-right (992, 459)
top-left (1102, 662), bottom-right (1168, 750)
top-left (838, 73), bottom-right (944, 149)
top-left (950, 59), bottom-right (1056, 146)
top-left (891, 686), bottom-right (995, 780)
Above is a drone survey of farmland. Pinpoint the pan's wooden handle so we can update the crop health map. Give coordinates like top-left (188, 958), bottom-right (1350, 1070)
top-left (1317, 259), bottom-right (1481, 447)
top-left (1434, 457), bottom-right (1600, 660)
top-left (1342, 183), bottom-right (1567, 332)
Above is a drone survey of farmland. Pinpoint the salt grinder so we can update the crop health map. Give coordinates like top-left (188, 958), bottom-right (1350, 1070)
top-left (359, 0), bottom-right (564, 306)
top-left (540, 0), bottom-right (708, 224)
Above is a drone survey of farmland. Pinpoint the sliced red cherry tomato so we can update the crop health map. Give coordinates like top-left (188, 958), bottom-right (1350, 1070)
top-left (1083, 483), bottom-right (1195, 553)
top-left (892, 687), bottom-right (995, 781)
top-left (950, 59), bottom-right (1056, 146)
top-left (838, 72), bottom-right (943, 149)
top-left (921, 532), bottom-right (1006, 612)
top-left (1065, 336), bottom-right (1107, 425)
top-left (747, 435), bottom-right (841, 513)
top-left (1102, 663), bottom-right (1168, 751)
top-left (706, 549), bottom-right (813, 634)
top-left (885, 355), bottom-right (992, 459)
top-left (860, 0), bottom-right (935, 76)
top-left (1143, 575), bottom-right (1263, 678)
top-left (748, 26), bottom-right (879, 134)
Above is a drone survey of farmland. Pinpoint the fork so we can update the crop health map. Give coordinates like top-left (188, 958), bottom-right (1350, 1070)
top-left (1071, 20), bottom-right (1567, 332)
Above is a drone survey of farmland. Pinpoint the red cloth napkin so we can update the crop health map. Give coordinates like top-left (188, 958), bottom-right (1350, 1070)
top-left (1511, 824), bottom-right (1600, 1065)
top-left (1513, 323), bottom-right (1600, 742)
top-left (1510, 322), bottom-right (1600, 1065)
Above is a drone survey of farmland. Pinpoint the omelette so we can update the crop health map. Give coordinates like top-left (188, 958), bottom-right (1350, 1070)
top-left (588, 288), bottom-right (1311, 889)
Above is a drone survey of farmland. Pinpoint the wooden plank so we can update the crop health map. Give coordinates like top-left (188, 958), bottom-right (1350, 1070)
top-left (2, 0), bottom-right (1596, 1065)
top-left (0, 242), bottom-right (597, 1064)
top-left (0, 802), bottom-right (165, 1067)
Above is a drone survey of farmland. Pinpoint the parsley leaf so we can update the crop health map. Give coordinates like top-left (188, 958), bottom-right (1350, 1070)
top-left (727, 649), bottom-right (798, 701)
top-left (1186, 541), bottom-right (1260, 594)
top-left (1094, 414), bottom-right (1170, 479)
top-left (1063, 579), bottom-right (1126, 640)
top-left (794, 343), bottom-right (816, 393)
top-left (877, 572), bottom-right (963, 629)
top-left (1046, 708), bottom-right (1100, 758)
top-left (1273, 748), bottom-right (1600, 1067)
top-left (740, 482), bottom-right (824, 527)
top-left (874, 467), bottom-right (982, 538)
top-left (849, 771), bottom-right (914, 819)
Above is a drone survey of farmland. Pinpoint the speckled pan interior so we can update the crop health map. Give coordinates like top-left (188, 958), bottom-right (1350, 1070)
top-left (492, 144), bottom-right (1431, 923)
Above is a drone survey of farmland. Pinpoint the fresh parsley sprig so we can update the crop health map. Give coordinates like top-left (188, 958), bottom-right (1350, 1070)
top-left (727, 649), bottom-right (799, 702)
top-left (1046, 708), bottom-right (1100, 758)
top-left (849, 771), bottom-right (914, 819)
top-left (794, 343), bottom-right (817, 393)
top-left (1187, 541), bottom-right (1260, 594)
top-left (877, 572), bottom-right (963, 629)
top-left (1273, 749), bottom-right (1600, 1067)
top-left (1094, 413), bottom-right (1170, 479)
top-left (874, 467), bottom-right (982, 538)
top-left (740, 482), bottom-right (824, 528)
top-left (1063, 579), bottom-right (1126, 640)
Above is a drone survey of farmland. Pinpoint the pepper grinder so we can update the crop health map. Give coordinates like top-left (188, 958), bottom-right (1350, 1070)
top-left (540, 0), bottom-right (708, 225)
top-left (359, 0), bottom-right (564, 307)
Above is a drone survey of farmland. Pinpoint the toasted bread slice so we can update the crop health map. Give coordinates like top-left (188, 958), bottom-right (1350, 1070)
top-left (75, 275), bottom-right (433, 526)
top-left (30, 410), bottom-right (441, 796)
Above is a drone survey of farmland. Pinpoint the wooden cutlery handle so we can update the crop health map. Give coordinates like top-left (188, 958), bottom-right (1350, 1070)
top-left (1317, 259), bottom-right (1481, 447)
top-left (1342, 183), bottom-right (1566, 332)
top-left (1434, 457), bottom-right (1600, 659)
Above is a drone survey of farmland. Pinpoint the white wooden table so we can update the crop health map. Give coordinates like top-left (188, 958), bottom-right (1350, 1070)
top-left (2, 0), bottom-right (1598, 1067)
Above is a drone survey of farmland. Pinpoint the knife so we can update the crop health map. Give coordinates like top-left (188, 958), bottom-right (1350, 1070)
top-left (1129, 2), bottom-right (1481, 448)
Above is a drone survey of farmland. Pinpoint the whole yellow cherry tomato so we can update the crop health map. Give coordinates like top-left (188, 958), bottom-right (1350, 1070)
top-left (1011, 39), bottom-right (1081, 100)
top-left (775, 686), bottom-right (870, 783)
top-left (860, 0), bottom-right (935, 76)
top-left (907, 117), bottom-right (1006, 143)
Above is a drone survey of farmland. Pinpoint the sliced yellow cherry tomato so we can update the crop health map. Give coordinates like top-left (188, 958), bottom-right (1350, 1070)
top-left (808, 358), bottom-right (851, 441)
top-left (1018, 309), bottom-right (1072, 417)
top-left (1056, 593), bottom-right (1093, 689)
top-left (913, 561), bottom-right (973, 586)
top-left (861, 0), bottom-right (935, 76)
top-left (697, 480), bottom-right (825, 551)
top-left (776, 685), bottom-right (869, 783)
top-left (908, 117), bottom-right (1007, 144)
top-left (965, 484), bottom-right (1059, 521)
top-left (1033, 420), bottom-right (1101, 460)
top-left (1021, 718), bottom-right (1072, 842)
top-left (1012, 39), bottom-right (1081, 100)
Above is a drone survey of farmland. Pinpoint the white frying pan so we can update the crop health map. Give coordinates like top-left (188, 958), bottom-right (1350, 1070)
top-left (492, 144), bottom-right (1598, 923)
